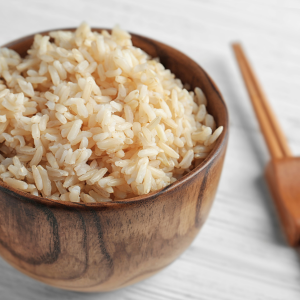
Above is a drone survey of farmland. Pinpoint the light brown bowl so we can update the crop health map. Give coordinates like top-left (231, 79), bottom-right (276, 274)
top-left (0, 28), bottom-right (228, 292)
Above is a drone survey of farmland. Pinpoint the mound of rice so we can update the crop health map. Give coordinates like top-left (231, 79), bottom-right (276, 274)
top-left (0, 22), bottom-right (223, 203)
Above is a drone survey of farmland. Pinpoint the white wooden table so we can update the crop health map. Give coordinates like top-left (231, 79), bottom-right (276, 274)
top-left (1, 0), bottom-right (300, 299)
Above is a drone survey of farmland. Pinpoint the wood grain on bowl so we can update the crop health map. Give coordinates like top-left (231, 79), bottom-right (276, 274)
top-left (0, 28), bottom-right (228, 291)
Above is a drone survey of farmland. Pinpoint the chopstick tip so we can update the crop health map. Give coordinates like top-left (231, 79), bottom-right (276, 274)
top-left (231, 42), bottom-right (242, 50)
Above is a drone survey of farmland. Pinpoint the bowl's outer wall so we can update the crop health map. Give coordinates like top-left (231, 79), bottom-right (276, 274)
top-left (0, 29), bottom-right (228, 292)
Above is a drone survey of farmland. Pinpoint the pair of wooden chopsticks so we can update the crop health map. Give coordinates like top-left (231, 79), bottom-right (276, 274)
top-left (232, 43), bottom-right (292, 160)
top-left (232, 43), bottom-right (300, 247)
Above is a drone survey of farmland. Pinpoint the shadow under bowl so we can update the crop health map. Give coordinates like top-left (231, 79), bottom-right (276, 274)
top-left (0, 28), bottom-right (229, 292)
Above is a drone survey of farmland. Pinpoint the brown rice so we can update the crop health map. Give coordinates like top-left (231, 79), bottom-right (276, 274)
top-left (0, 22), bottom-right (223, 202)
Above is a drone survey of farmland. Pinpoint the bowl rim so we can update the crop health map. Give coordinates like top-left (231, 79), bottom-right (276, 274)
top-left (0, 27), bottom-right (229, 207)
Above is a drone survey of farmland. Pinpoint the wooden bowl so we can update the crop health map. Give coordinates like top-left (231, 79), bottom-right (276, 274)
top-left (0, 28), bottom-right (229, 292)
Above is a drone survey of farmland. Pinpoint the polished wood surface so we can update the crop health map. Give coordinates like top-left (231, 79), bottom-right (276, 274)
top-left (233, 43), bottom-right (300, 247)
top-left (265, 158), bottom-right (300, 246)
top-left (0, 29), bottom-right (228, 291)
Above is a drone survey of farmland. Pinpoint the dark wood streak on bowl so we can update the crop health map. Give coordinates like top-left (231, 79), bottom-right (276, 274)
top-left (0, 194), bottom-right (61, 265)
top-left (0, 28), bottom-right (229, 291)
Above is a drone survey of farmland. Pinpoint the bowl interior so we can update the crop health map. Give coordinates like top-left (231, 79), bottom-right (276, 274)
top-left (0, 28), bottom-right (229, 205)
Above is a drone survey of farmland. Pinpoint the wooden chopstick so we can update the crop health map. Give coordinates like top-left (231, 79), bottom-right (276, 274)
top-left (233, 44), bottom-right (292, 158)
top-left (232, 43), bottom-right (292, 159)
